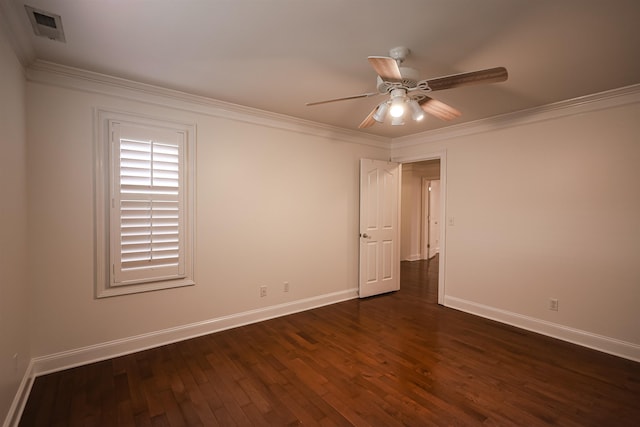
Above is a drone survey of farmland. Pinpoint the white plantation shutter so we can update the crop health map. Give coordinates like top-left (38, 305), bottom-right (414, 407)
top-left (110, 122), bottom-right (186, 286)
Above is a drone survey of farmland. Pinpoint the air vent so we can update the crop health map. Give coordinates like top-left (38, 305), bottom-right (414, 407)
top-left (25, 5), bottom-right (66, 42)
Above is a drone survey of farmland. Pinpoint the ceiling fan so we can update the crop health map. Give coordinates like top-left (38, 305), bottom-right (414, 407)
top-left (306, 46), bottom-right (508, 128)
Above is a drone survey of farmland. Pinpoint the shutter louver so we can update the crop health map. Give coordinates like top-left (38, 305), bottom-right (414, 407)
top-left (120, 138), bottom-right (180, 271)
top-left (112, 128), bottom-right (185, 286)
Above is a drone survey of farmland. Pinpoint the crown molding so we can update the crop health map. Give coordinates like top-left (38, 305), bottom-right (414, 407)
top-left (26, 60), bottom-right (391, 149)
top-left (25, 60), bottom-right (640, 152)
top-left (392, 84), bottom-right (640, 149)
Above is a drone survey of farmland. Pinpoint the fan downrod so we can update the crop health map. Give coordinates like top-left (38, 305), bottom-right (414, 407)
top-left (389, 46), bottom-right (410, 64)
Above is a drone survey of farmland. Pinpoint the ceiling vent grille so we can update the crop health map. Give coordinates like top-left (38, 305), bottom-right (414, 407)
top-left (24, 5), bottom-right (66, 42)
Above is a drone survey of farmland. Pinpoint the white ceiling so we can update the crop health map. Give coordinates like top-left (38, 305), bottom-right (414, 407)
top-left (3, 0), bottom-right (640, 138)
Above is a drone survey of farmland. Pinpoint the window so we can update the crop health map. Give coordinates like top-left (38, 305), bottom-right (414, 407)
top-left (95, 110), bottom-right (195, 297)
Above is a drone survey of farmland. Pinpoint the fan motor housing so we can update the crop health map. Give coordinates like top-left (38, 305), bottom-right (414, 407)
top-left (376, 66), bottom-right (420, 93)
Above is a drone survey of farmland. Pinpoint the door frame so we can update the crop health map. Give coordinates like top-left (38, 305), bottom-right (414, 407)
top-left (421, 177), bottom-right (430, 260)
top-left (393, 150), bottom-right (447, 305)
top-left (428, 179), bottom-right (441, 259)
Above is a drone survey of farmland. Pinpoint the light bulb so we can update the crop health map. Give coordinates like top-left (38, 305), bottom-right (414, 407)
top-left (391, 115), bottom-right (404, 126)
top-left (389, 97), bottom-right (405, 118)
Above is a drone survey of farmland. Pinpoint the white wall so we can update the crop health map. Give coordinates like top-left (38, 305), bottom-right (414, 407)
top-left (0, 28), bottom-right (29, 423)
top-left (393, 92), bottom-right (640, 358)
top-left (25, 68), bottom-right (389, 363)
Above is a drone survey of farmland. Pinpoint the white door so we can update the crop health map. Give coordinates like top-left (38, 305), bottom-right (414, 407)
top-left (359, 159), bottom-right (401, 298)
top-left (428, 180), bottom-right (441, 258)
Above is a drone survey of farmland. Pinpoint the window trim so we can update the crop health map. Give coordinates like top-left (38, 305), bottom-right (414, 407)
top-left (95, 109), bottom-right (196, 298)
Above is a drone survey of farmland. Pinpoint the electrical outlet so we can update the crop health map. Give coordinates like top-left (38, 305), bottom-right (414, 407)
top-left (548, 298), bottom-right (559, 311)
top-left (260, 286), bottom-right (267, 298)
top-left (283, 281), bottom-right (289, 292)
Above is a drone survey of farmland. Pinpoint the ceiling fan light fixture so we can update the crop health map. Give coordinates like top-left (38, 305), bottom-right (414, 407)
top-left (391, 115), bottom-right (405, 126)
top-left (389, 100), bottom-right (405, 118)
top-left (409, 99), bottom-right (425, 121)
top-left (389, 88), bottom-right (406, 118)
top-left (372, 101), bottom-right (389, 123)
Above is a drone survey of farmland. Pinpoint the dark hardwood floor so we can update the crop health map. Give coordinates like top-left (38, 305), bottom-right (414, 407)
top-left (20, 257), bottom-right (640, 426)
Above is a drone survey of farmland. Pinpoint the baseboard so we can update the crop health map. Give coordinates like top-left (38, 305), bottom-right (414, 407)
top-left (31, 288), bottom-right (358, 377)
top-left (6, 290), bottom-right (356, 425)
top-left (403, 254), bottom-right (423, 261)
top-left (444, 296), bottom-right (640, 362)
top-left (3, 360), bottom-right (35, 427)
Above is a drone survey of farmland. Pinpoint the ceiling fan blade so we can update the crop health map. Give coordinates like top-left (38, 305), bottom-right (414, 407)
top-left (358, 106), bottom-right (379, 129)
top-left (427, 67), bottom-right (508, 91)
top-left (368, 56), bottom-right (402, 81)
top-left (306, 92), bottom-right (379, 106)
top-left (419, 96), bottom-right (462, 121)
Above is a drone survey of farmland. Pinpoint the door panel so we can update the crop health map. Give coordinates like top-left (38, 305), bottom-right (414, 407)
top-left (359, 159), bottom-right (401, 298)
top-left (365, 242), bottom-right (378, 283)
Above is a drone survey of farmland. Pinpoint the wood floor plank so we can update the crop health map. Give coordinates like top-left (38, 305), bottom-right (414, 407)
top-left (19, 257), bottom-right (640, 426)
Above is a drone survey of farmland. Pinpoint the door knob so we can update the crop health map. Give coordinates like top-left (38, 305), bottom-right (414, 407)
top-left (360, 233), bottom-right (370, 238)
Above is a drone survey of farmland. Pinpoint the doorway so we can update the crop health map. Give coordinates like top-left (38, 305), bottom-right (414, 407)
top-left (399, 156), bottom-right (445, 305)
top-left (422, 178), bottom-right (440, 260)
top-left (400, 159), bottom-right (440, 261)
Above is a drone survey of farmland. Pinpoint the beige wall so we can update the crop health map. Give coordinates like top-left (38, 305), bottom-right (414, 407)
top-left (0, 29), bottom-right (29, 421)
top-left (23, 71), bottom-right (640, 366)
top-left (25, 76), bottom-right (388, 359)
top-left (393, 99), bottom-right (640, 349)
